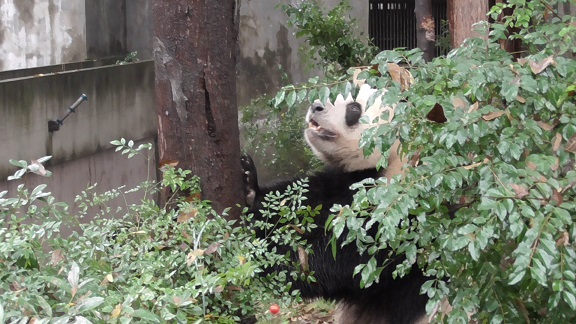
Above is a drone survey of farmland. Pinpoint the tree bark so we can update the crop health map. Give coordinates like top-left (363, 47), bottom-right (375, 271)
top-left (447, 0), bottom-right (490, 48)
top-left (153, 1), bottom-right (243, 217)
top-left (415, 0), bottom-right (435, 62)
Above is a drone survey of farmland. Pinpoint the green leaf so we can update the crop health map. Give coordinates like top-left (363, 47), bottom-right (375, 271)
top-left (68, 262), bottom-right (80, 292)
top-left (36, 156), bottom-right (52, 163)
top-left (133, 309), bottom-right (161, 322)
top-left (319, 86), bottom-right (330, 105)
top-left (9, 159), bottom-right (27, 168)
top-left (75, 297), bottom-right (104, 313)
top-left (564, 291), bottom-right (576, 310)
top-left (36, 295), bottom-right (53, 317)
top-left (286, 90), bottom-right (297, 108)
top-left (530, 258), bottom-right (548, 287)
top-left (509, 270), bottom-right (526, 285)
top-left (274, 89), bottom-right (286, 107)
top-left (553, 207), bottom-right (571, 224)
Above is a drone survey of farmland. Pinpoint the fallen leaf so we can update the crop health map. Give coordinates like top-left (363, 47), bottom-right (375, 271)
top-left (556, 231), bottom-right (570, 247)
top-left (387, 63), bottom-right (414, 91)
top-left (111, 304), bottom-right (122, 319)
top-left (516, 96), bottom-right (526, 103)
top-left (205, 243), bottom-right (221, 255)
top-left (552, 189), bottom-right (563, 205)
top-left (177, 209), bottom-right (198, 223)
top-left (566, 135), bottom-right (576, 153)
top-left (187, 249), bottom-right (205, 266)
top-left (452, 97), bottom-right (467, 110)
top-left (482, 111), bottom-right (505, 121)
top-left (463, 158), bottom-right (490, 170)
top-left (537, 120), bottom-right (558, 131)
top-left (51, 249), bottom-right (65, 266)
top-left (529, 56), bottom-right (555, 74)
top-left (510, 184), bottom-right (529, 199)
top-left (298, 247), bottom-right (309, 272)
top-left (468, 102), bottom-right (479, 113)
top-left (553, 133), bottom-right (562, 152)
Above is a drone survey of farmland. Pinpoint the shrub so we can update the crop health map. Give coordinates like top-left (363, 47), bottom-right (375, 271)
top-left (267, 1), bottom-right (576, 322)
top-left (0, 140), bottom-right (313, 323)
top-left (280, 0), bottom-right (379, 73)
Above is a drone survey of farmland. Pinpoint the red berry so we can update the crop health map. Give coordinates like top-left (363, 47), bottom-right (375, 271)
top-left (269, 304), bottom-right (280, 315)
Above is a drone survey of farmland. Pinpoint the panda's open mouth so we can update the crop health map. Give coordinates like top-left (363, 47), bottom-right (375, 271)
top-left (308, 119), bottom-right (337, 139)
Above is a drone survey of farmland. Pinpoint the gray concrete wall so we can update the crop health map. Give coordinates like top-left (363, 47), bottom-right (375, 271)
top-left (85, 0), bottom-right (127, 58)
top-left (0, 138), bottom-right (156, 223)
top-left (0, 60), bottom-right (156, 179)
top-left (0, 0), bottom-right (87, 71)
top-left (237, 0), bottom-right (368, 106)
top-left (0, 60), bottom-right (157, 216)
top-left (126, 0), bottom-right (153, 60)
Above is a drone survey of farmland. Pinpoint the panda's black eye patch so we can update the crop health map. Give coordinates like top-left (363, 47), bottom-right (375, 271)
top-left (345, 102), bottom-right (362, 126)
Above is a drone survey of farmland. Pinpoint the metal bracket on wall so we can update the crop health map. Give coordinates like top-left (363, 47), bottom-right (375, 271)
top-left (48, 94), bottom-right (88, 133)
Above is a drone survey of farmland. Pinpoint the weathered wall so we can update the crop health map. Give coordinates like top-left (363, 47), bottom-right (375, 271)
top-left (237, 0), bottom-right (368, 106)
top-left (0, 61), bottom-right (156, 179)
top-left (85, 0), bottom-right (127, 58)
top-left (0, 0), bottom-right (87, 71)
top-left (0, 60), bottom-right (157, 216)
top-left (126, 0), bottom-right (153, 60)
top-left (0, 138), bottom-right (156, 225)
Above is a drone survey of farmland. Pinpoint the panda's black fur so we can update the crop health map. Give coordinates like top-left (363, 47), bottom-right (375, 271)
top-left (242, 85), bottom-right (429, 323)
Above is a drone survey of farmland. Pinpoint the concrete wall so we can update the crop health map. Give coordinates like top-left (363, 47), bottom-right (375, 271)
top-left (0, 0), bottom-right (87, 71)
top-left (0, 138), bottom-right (156, 224)
top-left (0, 60), bottom-right (157, 215)
top-left (0, 0), bottom-right (153, 72)
top-left (126, 0), bottom-right (153, 60)
top-left (0, 60), bottom-right (156, 178)
top-left (85, 0), bottom-right (127, 59)
top-left (237, 0), bottom-right (368, 106)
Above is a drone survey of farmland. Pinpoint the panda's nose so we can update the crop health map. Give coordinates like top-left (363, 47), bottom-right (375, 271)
top-left (311, 103), bottom-right (324, 113)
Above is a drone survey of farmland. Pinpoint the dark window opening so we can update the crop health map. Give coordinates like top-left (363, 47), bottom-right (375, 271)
top-left (369, 0), bottom-right (449, 57)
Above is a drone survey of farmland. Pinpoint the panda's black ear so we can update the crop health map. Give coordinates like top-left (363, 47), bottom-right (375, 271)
top-left (345, 102), bottom-right (362, 126)
top-left (241, 154), bottom-right (259, 207)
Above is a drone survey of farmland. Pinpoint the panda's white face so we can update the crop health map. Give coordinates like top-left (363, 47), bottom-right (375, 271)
top-left (305, 84), bottom-right (394, 172)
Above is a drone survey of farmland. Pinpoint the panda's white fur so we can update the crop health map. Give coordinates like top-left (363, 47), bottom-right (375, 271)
top-left (305, 84), bottom-right (405, 180)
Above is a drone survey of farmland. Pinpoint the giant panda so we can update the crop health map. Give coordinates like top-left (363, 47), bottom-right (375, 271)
top-left (241, 84), bottom-right (429, 324)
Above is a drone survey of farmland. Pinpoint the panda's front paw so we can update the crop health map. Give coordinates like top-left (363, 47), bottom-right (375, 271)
top-left (241, 154), bottom-right (259, 207)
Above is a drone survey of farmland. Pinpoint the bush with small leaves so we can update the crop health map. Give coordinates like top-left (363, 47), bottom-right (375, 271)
top-left (0, 139), bottom-right (314, 323)
top-left (264, 1), bottom-right (576, 322)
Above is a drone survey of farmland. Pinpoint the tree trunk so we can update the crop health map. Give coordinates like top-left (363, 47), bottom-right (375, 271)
top-left (415, 0), bottom-right (435, 62)
top-left (447, 0), bottom-right (490, 48)
top-left (153, 1), bottom-right (243, 217)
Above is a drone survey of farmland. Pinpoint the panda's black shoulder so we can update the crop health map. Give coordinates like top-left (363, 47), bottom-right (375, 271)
top-left (259, 168), bottom-right (380, 208)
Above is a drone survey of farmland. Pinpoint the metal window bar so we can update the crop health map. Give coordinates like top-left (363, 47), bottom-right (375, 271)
top-left (369, 0), bottom-right (448, 57)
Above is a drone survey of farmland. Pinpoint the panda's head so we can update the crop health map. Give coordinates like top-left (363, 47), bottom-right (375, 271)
top-left (305, 84), bottom-right (394, 172)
